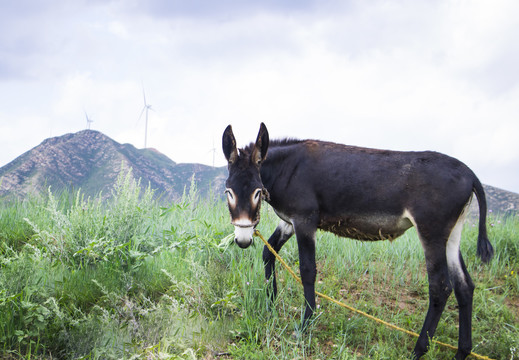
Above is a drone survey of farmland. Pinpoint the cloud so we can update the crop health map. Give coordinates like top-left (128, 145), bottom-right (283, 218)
top-left (0, 0), bottom-right (518, 192)
top-left (132, 0), bottom-right (319, 18)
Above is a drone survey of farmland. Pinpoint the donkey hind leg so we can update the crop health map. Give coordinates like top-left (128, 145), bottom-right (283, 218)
top-left (413, 214), bottom-right (474, 360)
top-left (447, 214), bottom-right (475, 360)
top-left (413, 232), bottom-right (453, 360)
top-left (262, 220), bottom-right (294, 302)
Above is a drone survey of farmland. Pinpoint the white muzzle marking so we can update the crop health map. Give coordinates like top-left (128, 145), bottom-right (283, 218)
top-left (234, 225), bottom-right (255, 248)
top-left (233, 218), bottom-right (256, 248)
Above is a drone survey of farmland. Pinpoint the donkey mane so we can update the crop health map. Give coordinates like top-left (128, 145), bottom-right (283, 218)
top-left (245, 138), bottom-right (402, 157)
top-left (242, 138), bottom-right (304, 155)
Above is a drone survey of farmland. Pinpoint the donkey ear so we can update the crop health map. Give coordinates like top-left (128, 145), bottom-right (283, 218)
top-left (252, 122), bottom-right (269, 166)
top-left (222, 125), bottom-right (238, 164)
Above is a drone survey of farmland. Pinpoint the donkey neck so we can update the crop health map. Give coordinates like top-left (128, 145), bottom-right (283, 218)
top-left (259, 140), bottom-right (305, 201)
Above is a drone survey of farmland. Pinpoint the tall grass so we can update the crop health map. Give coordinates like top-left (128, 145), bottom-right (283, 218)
top-left (0, 170), bottom-right (517, 359)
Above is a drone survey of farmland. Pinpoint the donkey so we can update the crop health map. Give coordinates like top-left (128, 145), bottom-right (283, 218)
top-left (222, 123), bottom-right (494, 359)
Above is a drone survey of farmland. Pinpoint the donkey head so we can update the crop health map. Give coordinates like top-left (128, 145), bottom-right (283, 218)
top-left (222, 123), bottom-right (269, 248)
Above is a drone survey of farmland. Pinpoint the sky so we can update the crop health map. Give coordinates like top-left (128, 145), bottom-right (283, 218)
top-left (0, 0), bottom-right (518, 193)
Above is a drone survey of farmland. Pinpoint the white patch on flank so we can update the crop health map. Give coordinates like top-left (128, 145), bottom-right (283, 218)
top-left (403, 209), bottom-right (432, 253)
top-left (446, 209), bottom-right (468, 281)
top-left (278, 220), bottom-right (294, 238)
top-left (402, 209), bottom-right (417, 228)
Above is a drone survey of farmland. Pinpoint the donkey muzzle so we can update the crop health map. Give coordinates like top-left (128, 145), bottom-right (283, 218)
top-left (234, 227), bottom-right (254, 248)
top-left (232, 220), bottom-right (258, 249)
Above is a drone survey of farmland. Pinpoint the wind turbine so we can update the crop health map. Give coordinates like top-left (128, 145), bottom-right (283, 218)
top-left (138, 85), bottom-right (153, 148)
top-left (84, 111), bottom-right (93, 130)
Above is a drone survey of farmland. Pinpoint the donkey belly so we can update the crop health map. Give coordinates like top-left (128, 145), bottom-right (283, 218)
top-left (318, 213), bottom-right (413, 241)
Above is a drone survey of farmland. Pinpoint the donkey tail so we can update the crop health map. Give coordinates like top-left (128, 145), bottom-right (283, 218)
top-left (473, 177), bottom-right (494, 263)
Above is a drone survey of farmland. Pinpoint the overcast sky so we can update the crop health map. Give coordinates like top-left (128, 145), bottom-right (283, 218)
top-left (1, 0), bottom-right (518, 193)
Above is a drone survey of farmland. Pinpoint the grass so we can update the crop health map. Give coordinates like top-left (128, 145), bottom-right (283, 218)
top-left (0, 170), bottom-right (518, 359)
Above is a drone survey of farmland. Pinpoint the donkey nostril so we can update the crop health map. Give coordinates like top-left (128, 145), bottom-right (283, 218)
top-left (234, 237), bottom-right (253, 249)
top-left (233, 224), bottom-right (255, 249)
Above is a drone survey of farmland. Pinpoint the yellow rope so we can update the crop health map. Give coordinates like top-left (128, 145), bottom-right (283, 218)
top-left (254, 229), bottom-right (494, 360)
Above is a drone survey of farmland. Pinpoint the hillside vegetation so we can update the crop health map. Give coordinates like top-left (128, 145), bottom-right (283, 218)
top-left (0, 130), bottom-right (226, 201)
top-left (0, 170), bottom-right (518, 359)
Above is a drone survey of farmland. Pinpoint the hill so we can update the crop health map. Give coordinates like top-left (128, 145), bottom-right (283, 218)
top-left (478, 184), bottom-right (519, 217)
top-left (0, 130), bottom-right (517, 215)
top-left (0, 130), bottom-right (227, 201)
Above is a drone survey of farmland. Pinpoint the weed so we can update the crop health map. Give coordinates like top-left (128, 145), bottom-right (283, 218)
top-left (0, 172), bottom-right (517, 359)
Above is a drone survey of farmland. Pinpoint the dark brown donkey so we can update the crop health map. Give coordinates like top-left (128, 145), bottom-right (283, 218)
top-left (222, 123), bottom-right (493, 360)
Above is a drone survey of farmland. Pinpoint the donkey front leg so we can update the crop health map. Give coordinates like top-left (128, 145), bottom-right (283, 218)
top-left (262, 220), bottom-right (294, 302)
top-left (294, 223), bottom-right (317, 329)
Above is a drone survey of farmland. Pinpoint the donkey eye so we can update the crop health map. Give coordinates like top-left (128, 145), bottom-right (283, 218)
top-left (225, 189), bottom-right (233, 199)
top-left (225, 188), bottom-right (236, 207)
top-left (252, 188), bottom-right (262, 204)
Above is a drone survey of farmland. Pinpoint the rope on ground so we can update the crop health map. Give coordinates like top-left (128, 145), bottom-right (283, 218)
top-left (253, 229), bottom-right (494, 360)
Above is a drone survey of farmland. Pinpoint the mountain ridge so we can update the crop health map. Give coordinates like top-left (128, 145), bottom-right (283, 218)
top-left (0, 130), bottom-right (517, 216)
top-left (0, 130), bottom-right (226, 201)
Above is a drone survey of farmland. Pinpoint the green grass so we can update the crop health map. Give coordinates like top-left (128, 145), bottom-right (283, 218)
top-left (0, 170), bottom-right (518, 359)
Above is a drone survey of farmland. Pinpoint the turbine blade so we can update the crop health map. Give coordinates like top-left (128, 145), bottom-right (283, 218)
top-left (136, 106), bottom-right (146, 124)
